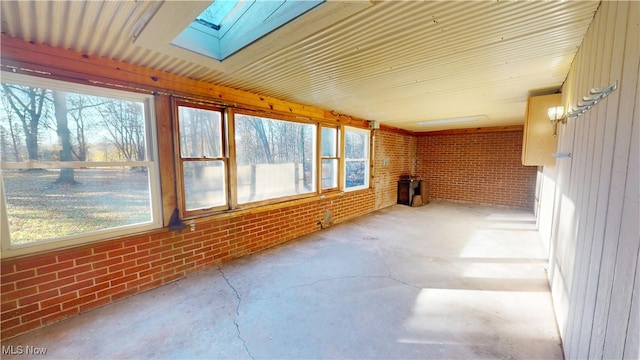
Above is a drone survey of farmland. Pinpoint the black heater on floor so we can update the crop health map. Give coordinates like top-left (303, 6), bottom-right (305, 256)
top-left (397, 175), bottom-right (428, 206)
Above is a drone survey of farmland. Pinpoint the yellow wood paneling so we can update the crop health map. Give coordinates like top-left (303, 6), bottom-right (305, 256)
top-left (521, 93), bottom-right (561, 166)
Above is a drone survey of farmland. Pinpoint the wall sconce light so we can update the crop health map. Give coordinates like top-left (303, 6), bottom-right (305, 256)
top-left (548, 106), bottom-right (565, 137)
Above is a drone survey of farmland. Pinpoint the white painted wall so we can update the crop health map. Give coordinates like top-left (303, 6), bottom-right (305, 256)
top-left (537, 1), bottom-right (639, 358)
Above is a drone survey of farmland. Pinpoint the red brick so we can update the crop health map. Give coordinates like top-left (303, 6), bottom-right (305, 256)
top-left (75, 253), bottom-right (107, 266)
top-left (93, 242), bottom-right (123, 254)
top-left (95, 271), bottom-right (123, 285)
top-left (93, 257), bottom-right (121, 270)
top-left (16, 273), bottom-right (56, 289)
top-left (1, 316), bottom-right (21, 330)
top-left (136, 253), bottom-right (162, 266)
top-left (123, 250), bottom-right (150, 262)
top-left (58, 264), bottom-right (92, 279)
top-left (1, 303), bottom-right (39, 320)
top-left (15, 257), bottom-right (57, 272)
top-left (57, 249), bottom-right (92, 263)
top-left (38, 276), bottom-right (75, 292)
top-left (110, 274), bottom-right (137, 287)
top-left (0, 319), bottom-right (42, 339)
top-left (59, 279), bottom-right (93, 295)
top-left (62, 293), bottom-right (96, 310)
top-left (78, 281), bottom-right (111, 297)
top-left (111, 287), bottom-right (139, 302)
top-left (2, 286), bottom-right (38, 302)
top-left (174, 251), bottom-right (194, 261)
top-left (152, 268), bottom-right (175, 281)
top-left (40, 292), bottom-right (77, 309)
top-left (1, 263), bottom-right (15, 275)
top-left (162, 272), bottom-right (183, 284)
top-left (150, 257), bottom-right (173, 268)
top-left (125, 275), bottom-right (152, 289)
top-left (42, 307), bottom-right (79, 325)
top-left (172, 238), bottom-right (193, 249)
top-left (124, 263), bottom-right (151, 276)
top-left (1, 300), bottom-right (17, 313)
top-left (138, 279), bottom-right (164, 293)
top-left (108, 260), bottom-right (136, 274)
top-left (37, 260), bottom-right (74, 275)
top-left (107, 246), bottom-right (136, 258)
top-left (76, 267), bottom-right (109, 282)
top-left (22, 304), bottom-right (61, 323)
top-left (79, 297), bottom-right (111, 313)
top-left (137, 241), bottom-right (160, 251)
top-left (123, 237), bottom-right (149, 247)
top-left (97, 284), bottom-right (126, 299)
top-left (1, 269), bottom-right (36, 283)
top-left (18, 288), bottom-right (59, 306)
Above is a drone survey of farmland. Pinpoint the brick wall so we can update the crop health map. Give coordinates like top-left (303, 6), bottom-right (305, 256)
top-left (416, 130), bottom-right (537, 208)
top-left (1, 128), bottom-right (412, 340)
top-left (373, 126), bottom-right (416, 209)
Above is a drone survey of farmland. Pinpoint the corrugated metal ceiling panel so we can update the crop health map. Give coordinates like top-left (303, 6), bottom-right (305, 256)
top-left (0, 0), bottom-right (600, 131)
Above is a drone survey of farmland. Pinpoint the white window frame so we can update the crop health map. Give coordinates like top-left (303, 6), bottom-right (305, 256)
top-left (343, 126), bottom-right (370, 191)
top-left (0, 72), bottom-right (162, 258)
top-left (320, 125), bottom-right (340, 191)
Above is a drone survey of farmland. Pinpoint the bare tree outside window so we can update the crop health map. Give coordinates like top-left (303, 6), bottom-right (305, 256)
top-left (235, 114), bottom-right (316, 203)
top-left (1, 76), bottom-right (159, 250)
top-left (1, 84), bottom-right (49, 161)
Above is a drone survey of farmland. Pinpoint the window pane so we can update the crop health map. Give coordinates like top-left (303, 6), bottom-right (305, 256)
top-left (321, 159), bottom-right (338, 189)
top-left (3, 168), bottom-right (152, 245)
top-left (178, 106), bottom-right (222, 158)
top-left (345, 131), bottom-right (367, 159)
top-left (183, 161), bottom-right (226, 210)
top-left (321, 127), bottom-right (337, 157)
top-left (344, 127), bottom-right (370, 190)
top-left (0, 85), bottom-right (149, 162)
top-left (345, 160), bottom-right (367, 188)
top-left (235, 114), bottom-right (316, 204)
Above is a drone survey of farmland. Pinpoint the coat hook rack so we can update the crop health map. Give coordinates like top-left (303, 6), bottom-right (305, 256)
top-left (566, 80), bottom-right (617, 118)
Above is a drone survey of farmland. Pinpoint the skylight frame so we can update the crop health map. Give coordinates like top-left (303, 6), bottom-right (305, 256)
top-left (172, 0), bottom-right (324, 61)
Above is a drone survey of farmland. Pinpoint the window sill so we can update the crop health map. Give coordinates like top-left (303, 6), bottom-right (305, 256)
top-left (183, 188), bottom-right (373, 223)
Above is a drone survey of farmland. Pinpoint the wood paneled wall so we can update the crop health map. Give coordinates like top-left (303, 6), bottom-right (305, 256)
top-left (539, 2), bottom-right (639, 358)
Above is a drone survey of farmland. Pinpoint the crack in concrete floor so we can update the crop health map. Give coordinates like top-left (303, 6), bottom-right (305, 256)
top-left (218, 267), bottom-right (255, 360)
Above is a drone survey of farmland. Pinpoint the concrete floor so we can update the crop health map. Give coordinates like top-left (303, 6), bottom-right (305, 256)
top-left (1, 202), bottom-right (563, 359)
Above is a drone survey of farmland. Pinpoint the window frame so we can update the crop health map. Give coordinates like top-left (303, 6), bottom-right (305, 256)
top-left (343, 126), bottom-right (371, 192)
top-left (173, 100), bottom-right (229, 217)
top-left (320, 125), bottom-right (341, 192)
top-left (0, 72), bottom-right (162, 258)
top-left (232, 109), bottom-right (318, 207)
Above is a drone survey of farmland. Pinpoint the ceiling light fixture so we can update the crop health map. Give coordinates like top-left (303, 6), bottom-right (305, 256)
top-left (416, 115), bottom-right (488, 126)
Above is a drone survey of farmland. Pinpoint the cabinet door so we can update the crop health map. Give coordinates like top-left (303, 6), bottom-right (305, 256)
top-left (522, 93), bottom-right (562, 166)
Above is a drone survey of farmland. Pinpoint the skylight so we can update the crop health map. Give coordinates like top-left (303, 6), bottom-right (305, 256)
top-left (172, 0), bottom-right (324, 61)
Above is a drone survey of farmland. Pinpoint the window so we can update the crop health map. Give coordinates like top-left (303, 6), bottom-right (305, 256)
top-left (234, 113), bottom-right (316, 204)
top-left (344, 126), bottom-right (370, 191)
top-left (321, 126), bottom-right (340, 190)
top-left (176, 103), bottom-right (227, 215)
top-left (0, 73), bottom-right (161, 256)
top-left (172, 0), bottom-right (324, 61)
